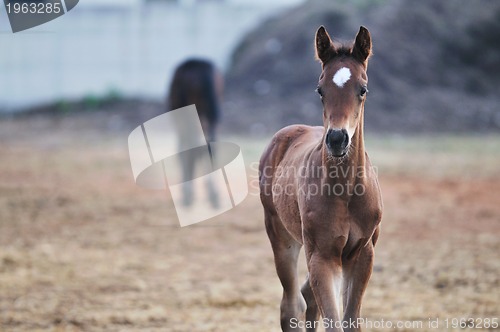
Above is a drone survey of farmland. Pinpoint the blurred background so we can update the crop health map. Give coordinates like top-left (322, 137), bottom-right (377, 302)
top-left (0, 0), bottom-right (499, 331)
top-left (2, 0), bottom-right (500, 135)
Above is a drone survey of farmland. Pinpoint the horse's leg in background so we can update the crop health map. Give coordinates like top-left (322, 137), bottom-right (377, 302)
top-left (180, 148), bottom-right (196, 206)
top-left (301, 274), bottom-right (320, 331)
top-left (204, 121), bottom-right (219, 208)
top-left (265, 210), bottom-right (306, 331)
top-left (341, 242), bottom-right (374, 332)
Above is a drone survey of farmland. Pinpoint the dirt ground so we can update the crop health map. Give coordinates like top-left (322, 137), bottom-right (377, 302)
top-left (0, 114), bottom-right (499, 331)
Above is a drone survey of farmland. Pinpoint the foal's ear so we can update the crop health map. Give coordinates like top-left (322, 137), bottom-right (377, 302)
top-left (352, 26), bottom-right (372, 65)
top-left (315, 26), bottom-right (335, 64)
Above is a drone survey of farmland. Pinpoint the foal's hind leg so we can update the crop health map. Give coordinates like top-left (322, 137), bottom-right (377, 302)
top-left (265, 211), bottom-right (306, 331)
top-left (301, 274), bottom-right (320, 331)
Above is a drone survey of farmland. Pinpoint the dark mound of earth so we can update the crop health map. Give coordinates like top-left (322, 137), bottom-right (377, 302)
top-left (223, 0), bottom-right (500, 135)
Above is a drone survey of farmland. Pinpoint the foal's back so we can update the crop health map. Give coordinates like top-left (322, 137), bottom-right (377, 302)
top-left (260, 124), bottom-right (323, 171)
top-left (259, 124), bottom-right (324, 242)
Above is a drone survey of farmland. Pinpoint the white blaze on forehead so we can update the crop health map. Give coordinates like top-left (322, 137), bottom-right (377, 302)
top-left (332, 67), bottom-right (351, 88)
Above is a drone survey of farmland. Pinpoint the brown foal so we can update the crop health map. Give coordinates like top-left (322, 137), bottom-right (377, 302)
top-left (259, 26), bottom-right (383, 332)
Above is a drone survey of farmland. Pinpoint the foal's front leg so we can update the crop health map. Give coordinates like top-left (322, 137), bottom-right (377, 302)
top-left (305, 240), bottom-right (346, 332)
top-left (341, 242), bottom-right (374, 332)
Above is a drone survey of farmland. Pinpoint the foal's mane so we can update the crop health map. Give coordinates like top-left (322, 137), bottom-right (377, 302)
top-left (320, 41), bottom-right (366, 66)
top-left (332, 41), bottom-right (353, 56)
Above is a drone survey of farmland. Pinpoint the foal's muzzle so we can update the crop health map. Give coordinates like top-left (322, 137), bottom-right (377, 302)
top-left (325, 128), bottom-right (349, 157)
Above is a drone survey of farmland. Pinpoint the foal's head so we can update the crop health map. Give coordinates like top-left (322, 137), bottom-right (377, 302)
top-left (315, 26), bottom-right (372, 158)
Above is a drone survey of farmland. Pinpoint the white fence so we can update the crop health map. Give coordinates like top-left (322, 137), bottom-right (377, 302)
top-left (0, 2), bottom-right (301, 111)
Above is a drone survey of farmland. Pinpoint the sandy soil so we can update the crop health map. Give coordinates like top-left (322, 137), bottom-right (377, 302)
top-left (0, 116), bottom-right (499, 331)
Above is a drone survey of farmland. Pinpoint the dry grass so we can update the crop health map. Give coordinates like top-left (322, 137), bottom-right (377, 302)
top-left (0, 116), bottom-right (499, 331)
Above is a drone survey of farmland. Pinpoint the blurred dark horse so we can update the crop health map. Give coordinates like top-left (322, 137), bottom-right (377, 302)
top-left (168, 59), bottom-right (223, 142)
top-left (167, 59), bottom-right (223, 207)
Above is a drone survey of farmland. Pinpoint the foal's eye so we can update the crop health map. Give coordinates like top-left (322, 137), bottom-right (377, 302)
top-left (360, 86), bottom-right (368, 97)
